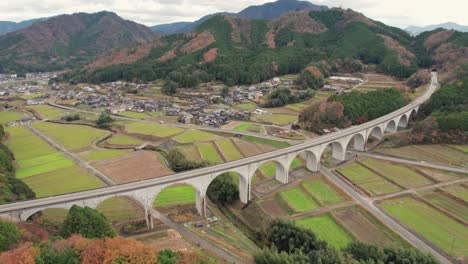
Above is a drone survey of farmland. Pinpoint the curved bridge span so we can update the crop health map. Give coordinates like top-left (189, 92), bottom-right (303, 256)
top-left (0, 73), bottom-right (439, 223)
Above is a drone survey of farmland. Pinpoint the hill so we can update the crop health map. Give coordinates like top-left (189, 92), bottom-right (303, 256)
top-left (60, 8), bottom-right (421, 85)
top-left (0, 18), bottom-right (46, 36)
top-left (0, 11), bottom-right (156, 73)
top-left (406, 22), bottom-right (468, 36)
top-left (151, 0), bottom-right (327, 35)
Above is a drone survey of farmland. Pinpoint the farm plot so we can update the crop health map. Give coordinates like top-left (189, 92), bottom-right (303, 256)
top-left (333, 208), bottom-right (399, 246)
top-left (173, 129), bottom-right (221, 143)
top-left (421, 190), bottom-right (468, 222)
top-left (240, 135), bottom-right (289, 148)
top-left (233, 122), bottom-right (264, 133)
top-left (234, 103), bottom-right (257, 111)
top-left (278, 188), bottom-right (319, 213)
top-left (380, 196), bottom-right (468, 258)
top-left (197, 142), bottom-right (224, 164)
top-left (232, 139), bottom-right (264, 157)
top-left (27, 105), bottom-right (69, 119)
top-left (336, 162), bottom-right (402, 196)
top-left (297, 214), bottom-right (354, 249)
top-left (215, 139), bottom-right (243, 161)
top-left (153, 185), bottom-right (196, 207)
top-left (124, 122), bottom-right (184, 138)
top-left (415, 167), bottom-right (466, 182)
top-left (92, 151), bottom-right (173, 184)
top-left (251, 113), bottom-right (297, 125)
top-left (79, 149), bottom-right (131, 162)
top-left (32, 122), bottom-right (109, 151)
top-left (96, 196), bottom-right (145, 222)
top-left (118, 111), bottom-right (149, 119)
top-left (359, 158), bottom-right (433, 188)
top-left (176, 145), bottom-right (202, 162)
top-left (442, 185), bottom-right (468, 202)
top-left (301, 178), bottom-right (346, 205)
top-left (0, 111), bottom-right (26, 124)
top-left (23, 166), bottom-right (105, 198)
top-left (106, 134), bottom-right (143, 146)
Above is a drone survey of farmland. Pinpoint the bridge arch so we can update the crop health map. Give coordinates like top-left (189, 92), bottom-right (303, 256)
top-left (398, 114), bottom-right (409, 128)
top-left (251, 159), bottom-right (288, 185)
top-left (368, 126), bottom-right (384, 142)
top-left (320, 141), bottom-right (346, 162)
top-left (95, 195), bottom-right (146, 223)
top-left (344, 132), bottom-right (366, 152)
top-left (287, 149), bottom-right (319, 172)
top-left (385, 120), bottom-right (397, 133)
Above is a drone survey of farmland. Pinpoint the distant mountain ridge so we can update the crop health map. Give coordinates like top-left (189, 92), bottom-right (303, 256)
top-left (405, 22), bottom-right (468, 35)
top-left (0, 18), bottom-right (47, 35)
top-left (151, 0), bottom-right (327, 35)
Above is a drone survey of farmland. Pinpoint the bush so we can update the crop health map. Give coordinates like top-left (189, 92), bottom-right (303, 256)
top-left (207, 173), bottom-right (239, 206)
top-left (161, 81), bottom-right (177, 96)
top-left (0, 221), bottom-right (21, 252)
top-left (165, 149), bottom-right (207, 172)
top-left (61, 114), bottom-right (80, 122)
top-left (61, 205), bottom-right (115, 239)
top-left (158, 249), bottom-right (178, 264)
top-left (96, 112), bottom-right (113, 129)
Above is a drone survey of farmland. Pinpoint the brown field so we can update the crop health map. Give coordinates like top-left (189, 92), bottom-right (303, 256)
top-left (232, 139), bottom-right (264, 157)
top-left (333, 208), bottom-right (393, 246)
top-left (177, 145), bottom-right (202, 162)
top-left (221, 121), bottom-right (244, 130)
top-left (92, 151), bottom-right (173, 184)
top-left (258, 199), bottom-right (286, 217)
top-left (415, 167), bottom-right (465, 182)
top-left (255, 142), bottom-right (277, 152)
top-left (136, 229), bottom-right (194, 252)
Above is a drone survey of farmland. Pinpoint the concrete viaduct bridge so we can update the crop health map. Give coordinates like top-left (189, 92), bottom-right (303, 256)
top-left (0, 73), bottom-right (439, 229)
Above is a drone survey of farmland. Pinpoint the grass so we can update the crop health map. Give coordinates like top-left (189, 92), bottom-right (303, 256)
top-left (234, 103), bottom-right (257, 111)
top-left (241, 135), bottom-right (289, 148)
top-left (96, 196), bottom-right (144, 222)
top-left (197, 142), bottom-right (223, 164)
top-left (301, 178), bottom-right (345, 205)
top-left (421, 191), bottom-right (468, 222)
top-left (118, 111), bottom-right (149, 119)
top-left (259, 162), bottom-right (277, 178)
top-left (442, 185), bottom-right (468, 201)
top-left (173, 129), bottom-right (221, 143)
top-left (0, 111), bottom-right (25, 124)
top-left (278, 188), bottom-right (319, 212)
top-left (23, 166), bottom-right (106, 198)
top-left (16, 153), bottom-right (75, 178)
top-left (153, 185), bottom-right (196, 207)
top-left (337, 162), bottom-right (402, 196)
top-left (381, 196), bottom-right (468, 258)
top-left (32, 122), bottom-right (109, 151)
top-left (37, 208), bottom-right (68, 224)
top-left (80, 149), bottom-right (130, 162)
top-left (125, 122), bottom-right (184, 138)
top-left (251, 113), bottom-right (297, 125)
top-left (233, 123), bottom-right (264, 133)
top-left (297, 215), bottom-right (354, 249)
top-left (27, 105), bottom-right (68, 119)
top-left (215, 139), bottom-right (243, 161)
top-left (107, 134), bottom-right (143, 145)
top-left (359, 158), bottom-right (433, 188)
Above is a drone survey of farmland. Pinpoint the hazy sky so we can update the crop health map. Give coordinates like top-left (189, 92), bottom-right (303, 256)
top-left (1, 0), bottom-right (466, 28)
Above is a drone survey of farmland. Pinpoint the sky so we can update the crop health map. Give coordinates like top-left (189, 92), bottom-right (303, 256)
top-left (0, 0), bottom-right (467, 29)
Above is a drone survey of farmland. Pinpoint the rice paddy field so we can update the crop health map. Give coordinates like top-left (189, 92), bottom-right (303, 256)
top-left (240, 135), bottom-right (289, 148)
top-left (79, 149), bottom-right (131, 162)
top-left (215, 139), bottom-right (243, 161)
top-left (27, 105), bottom-right (69, 120)
top-left (421, 190), bottom-right (468, 222)
top-left (233, 123), bottom-right (264, 133)
top-left (336, 162), bottom-right (402, 196)
top-left (234, 102), bottom-right (257, 111)
top-left (96, 196), bottom-right (145, 222)
top-left (106, 134), bottom-right (144, 145)
top-left (375, 144), bottom-right (468, 168)
top-left (173, 129), bottom-right (221, 143)
top-left (441, 185), bottom-right (468, 202)
top-left (118, 111), bottom-right (150, 119)
top-left (197, 142), bottom-right (223, 164)
top-left (380, 196), bottom-right (468, 258)
top-left (277, 188), bottom-right (319, 213)
top-left (153, 185), bottom-right (196, 207)
top-left (301, 178), bottom-right (346, 205)
top-left (251, 113), bottom-right (297, 125)
top-left (297, 214), bottom-right (354, 249)
top-left (124, 122), bottom-right (184, 138)
top-left (32, 122), bottom-right (109, 151)
top-left (0, 111), bottom-right (26, 124)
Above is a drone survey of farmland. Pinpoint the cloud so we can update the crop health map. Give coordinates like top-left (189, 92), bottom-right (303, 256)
top-left (0, 0), bottom-right (466, 28)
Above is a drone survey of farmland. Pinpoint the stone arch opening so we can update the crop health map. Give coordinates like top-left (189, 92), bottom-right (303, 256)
top-left (152, 183), bottom-right (200, 223)
top-left (288, 150), bottom-right (319, 174)
top-left (95, 196), bottom-right (145, 224)
top-left (398, 115), bottom-right (408, 128)
top-left (207, 170), bottom-right (247, 207)
top-left (345, 133), bottom-right (366, 152)
top-left (25, 207), bottom-right (69, 226)
top-left (320, 141), bottom-right (346, 162)
top-left (385, 120), bottom-right (397, 133)
top-left (251, 160), bottom-right (287, 198)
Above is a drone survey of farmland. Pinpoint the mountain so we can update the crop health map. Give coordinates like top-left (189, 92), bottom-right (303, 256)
top-left (151, 0), bottom-right (327, 35)
top-left (0, 18), bottom-right (47, 35)
top-left (60, 8), bottom-right (421, 85)
top-left (405, 22), bottom-right (468, 36)
top-left (0, 11), bottom-right (156, 73)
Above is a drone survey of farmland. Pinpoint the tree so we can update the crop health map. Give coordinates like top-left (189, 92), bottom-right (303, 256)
top-left (96, 112), bottom-right (113, 129)
top-left (165, 149), bottom-right (207, 172)
top-left (61, 205), bottom-right (115, 239)
top-left (161, 81), bottom-right (178, 96)
top-left (220, 86), bottom-right (229, 98)
top-left (0, 221), bottom-right (21, 252)
top-left (207, 173), bottom-right (238, 206)
top-left (297, 70), bottom-right (323, 90)
top-left (158, 249), bottom-right (177, 264)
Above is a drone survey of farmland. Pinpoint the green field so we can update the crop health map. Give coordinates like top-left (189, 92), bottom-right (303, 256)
top-left (233, 123), bottom-right (264, 133)
top-left (442, 185), bottom-right (468, 201)
top-left (33, 122), bottom-right (109, 151)
top-left (36, 208), bottom-right (68, 224)
top-left (421, 191), bottom-right (468, 222)
top-left (234, 103), bottom-right (257, 111)
top-left (27, 105), bottom-right (68, 119)
top-left (197, 142), bottom-right (223, 164)
top-left (337, 162), bottom-right (402, 196)
top-left (23, 166), bottom-right (106, 197)
top-left (153, 185), bottom-right (196, 207)
top-left (16, 152), bottom-right (75, 178)
top-left (241, 135), bottom-right (289, 148)
top-left (177, 145), bottom-right (201, 162)
top-left (0, 111), bottom-right (25, 124)
top-left (278, 188), bottom-right (319, 212)
top-left (118, 111), bottom-right (149, 119)
top-left (215, 139), bottom-right (243, 161)
top-left (301, 178), bottom-right (345, 205)
top-left (96, 196), bottom-right (144, 222)
top-left (80, 149), bottom-right (130, 162)
top-left (251, 113), bottom-right (297, 125)
top-left (297, 215), bottom-right (354, 249)
top-left (359, 158), bottom-right (433, 188)
top-left (173, 129), bottom-right (221, 143)
top-left (259, 162), bottom-right (277, 178)
top-left (107, 134), bottom-right (144, 145)
top-left (381, 196), bottom-right (468, 258)
top-left (125, 122), bottom-right (184, 138)
top-left (450, 145), bottom-right (468, 153)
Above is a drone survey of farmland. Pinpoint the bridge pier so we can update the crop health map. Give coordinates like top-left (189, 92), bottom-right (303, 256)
top-left (195, 190), bottom-right (206, 217)
top-left (305, 151), bottom-right (319, 172)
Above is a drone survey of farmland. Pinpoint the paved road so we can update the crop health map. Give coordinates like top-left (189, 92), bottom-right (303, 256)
top-left (27, 124), bottom-right (116, 186)
top-left (356, 152), bottom-right (468, 174)
top-left (150, 209), bottom-right (245, 264)
top-left (47, 102), bottom-right (301, 144)
top-left (319, 165), bottom-right (454, 264)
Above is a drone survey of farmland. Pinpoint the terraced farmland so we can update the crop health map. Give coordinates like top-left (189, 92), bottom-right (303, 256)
top-left (154, 185), bottom-right (196, 207)
top-left (107, 134), bottom-right (143, 145)
top-left (301, 178), bottom-right (346, 205)
top-left (96, 196), bottom-right (145, 222)
top-left (173, 129), bottom-right (221, 143)
top-left (233, 123), bottom-right (264, 133)
top-left (27, 105), bottom-right (69, 119)
top-left (421, 190), bottom-right (468, 222)
top-left (125, 122), bottom-right (184, 138)
top-left (336, 162), bottom-right (402, 196)
top-left (0, 111), bottom-right (25, 124)
top-left (215, 139), bottom-right (243, 161)
top-left (356, 73), bottom-right (406, 92)
top-left (278, 188), bottom-right (319, 213)
top-left (197, 142), bottom-right (224, 164)
top-left (442, 185), bottom-right (468, 202)
top-left (380, 196), bottom-right (468, 259)
top-left (251, 113), bottom-right (297, 125)
top-left (297, 214), bottom-right (354, 249)
top-left (79, 149), bottom-right (130, 162)
top-left (118, 111), bottom-right (149, 119)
